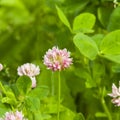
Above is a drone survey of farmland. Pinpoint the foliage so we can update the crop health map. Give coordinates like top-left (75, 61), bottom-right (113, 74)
top-left (1, 0), bottom-right (120, 120)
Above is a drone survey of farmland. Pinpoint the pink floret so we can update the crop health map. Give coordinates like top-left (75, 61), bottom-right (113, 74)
top-left (108, 81), bottom-right (120, 106)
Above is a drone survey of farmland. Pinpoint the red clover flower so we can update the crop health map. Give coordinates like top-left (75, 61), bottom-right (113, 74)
top-left (17, 63), bottom-right (40, 88)
top-left (0, 110), bottom-right (27, 120)
top-left (43, 46), bottom-right (72, 71)
top-left (108, 81), bottom-right (120, 106)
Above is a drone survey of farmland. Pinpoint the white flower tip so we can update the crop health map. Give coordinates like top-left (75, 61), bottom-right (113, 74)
top-left (30, 77), bottom-right (36, 88)
top-left (17, 63), bottom-right (40, 77)
top-left (0, 64), bottom-right (3, 71)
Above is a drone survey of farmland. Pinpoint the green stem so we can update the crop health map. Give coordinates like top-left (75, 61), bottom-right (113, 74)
top-left (101, 97), bottom-right (112, 120)
top-left (57, 71), bottom-right (61, 120)
top-left (11, 105), bottom-right (14, 111)
top-left (116, 113), bottom-right (119, 120)
top-left (51, 72), bottom-right (54, 96)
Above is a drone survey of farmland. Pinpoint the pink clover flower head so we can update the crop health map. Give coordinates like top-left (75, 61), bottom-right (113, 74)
top-left (108, 81), bottom-right (120, 106)
top-left (17, 63), bottom-right (40, 77)
top-left (43, 46), bottom-right (72, 71)
top-left (15, 111), bottom-right (24, 120)
top-left (17, 63), bottom-right (40, 88)
top-left (4, 112), bottom-right (16, 120)
top-left (112, 97), bottom-right (120, 106)
top-left (0, 110), bottom-right (27, 120)
top-left (0, 63), bottom-right (3, 71)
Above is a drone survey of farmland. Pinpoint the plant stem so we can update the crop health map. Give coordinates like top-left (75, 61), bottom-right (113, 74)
top-left (101, 97), bottom-right (112, 120)
top-left (51, 72), bottom-right (54, 96)
top-left (116, 113), bottom-right (119, 120)
top-left (57, 71), bottom-right (61, 120)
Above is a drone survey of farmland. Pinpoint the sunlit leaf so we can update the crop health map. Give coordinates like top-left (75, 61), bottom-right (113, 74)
top-left (28, 86), bottom-right (49, 100)
top-left (100, 30), bottom-right (120, 55)
top-left (25, 96), bottom-right (40, 112)
top-left (2, 91), bottom-right (18, 105)
top-left (56, 5), bottom-right (72, 31)
top-left (16, 76), bottom-right (32, 95)
top-left (73, 33), bottom-right (99, 60)
top-left (73, 13), bottom-right (96, 33)
top-left (100, 30), bottom-right (120, 63)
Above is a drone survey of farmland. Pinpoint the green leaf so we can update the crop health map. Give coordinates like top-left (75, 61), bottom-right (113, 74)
top-left (10, 84), bottom-right (20, 98)
top-left (60, 108), bottom-right (75, 120)
top-left (100, 30), bottom-right (120, 55)
top-left (25, 96), bottom-right (40, 112)
top-left (73, 33), bottom-right (99, 60)
top-left (73, 13), bottom-right (96, 33)
top-left (0, 82), bottom-right (18, 105)
top-left (100, 54), bottom-right (120, 64)
top-left (85, 78), bottom-right (96, 88)
top-left (0, 82), bottom-right (6, 94)
top-left (0, 102), bottom-right (10, 117)
top-left (112, 64), bottom-right (120, 73)
top-left (16, 76), bottom-right (32, 95)
top-left (28, 86), bottom-right (49, 100)
top-left (74, 113), bottom-right (85, 120)
top-left (56, 5), bottom-right (71, 31)
top-left (1, 91), bottom-right (18, 105)
top-left (41, 114), bottom-right (51, 119)
top-left (92, 62), bottom-right (105, 85)
top-left (42, 97), bottom-right (65, 114)
top-left (45, 103), bottom-right (64, 114)
top-left (2, 97), bottom-right (14, 105)
top-left (107, 6), bottom-right (120, 31)
top-left (33, 111), bottom-right (42, 120)
top-left (98, 7), bottom-right (112, 28)
top-left (92, 34), bottom-right (104, 50)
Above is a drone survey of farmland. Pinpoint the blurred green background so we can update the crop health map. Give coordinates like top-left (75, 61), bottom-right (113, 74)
top-left (0, 0), bottom-right (116, 67)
